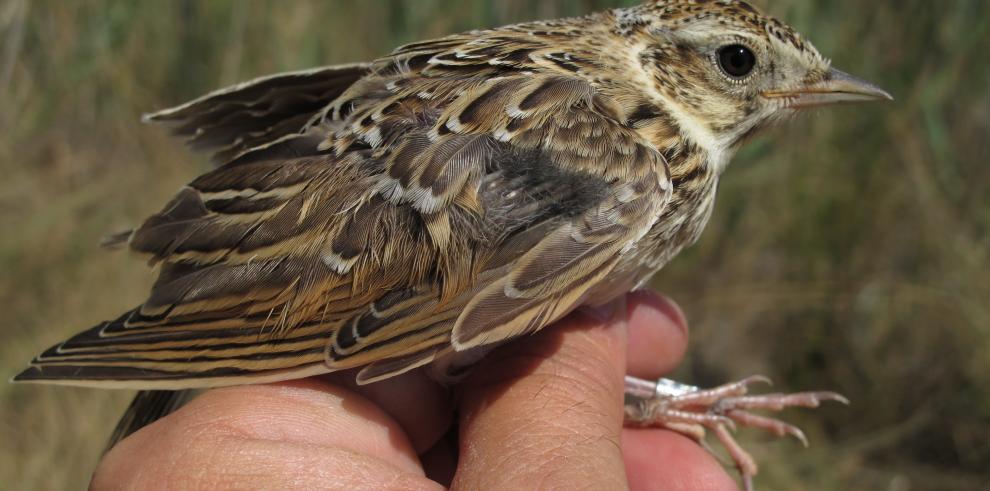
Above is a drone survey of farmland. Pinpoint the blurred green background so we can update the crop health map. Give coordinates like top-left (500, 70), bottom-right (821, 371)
top-left (1, 0), bottom-right (987, 489)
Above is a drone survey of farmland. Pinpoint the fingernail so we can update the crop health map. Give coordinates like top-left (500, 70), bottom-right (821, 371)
top-left (580, 296), bottom-right (627, 324)
top-left (630, 290), bottom-right (688, 339)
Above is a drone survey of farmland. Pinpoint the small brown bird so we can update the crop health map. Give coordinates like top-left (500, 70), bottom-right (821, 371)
top-left (14, 0), bottom-right (890, 487)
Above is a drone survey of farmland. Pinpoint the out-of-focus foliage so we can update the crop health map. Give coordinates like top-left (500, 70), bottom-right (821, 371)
top-left (1, 0), bottom-right (987, 489)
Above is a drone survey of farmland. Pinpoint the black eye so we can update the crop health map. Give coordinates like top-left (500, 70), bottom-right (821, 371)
top-left (717, 44), bottom-right (757, 79)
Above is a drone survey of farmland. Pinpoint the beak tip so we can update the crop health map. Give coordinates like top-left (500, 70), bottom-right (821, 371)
top-left (829, 67), bottom-right (894, 103)
top-left (871, 85), bottom-right (895, 102)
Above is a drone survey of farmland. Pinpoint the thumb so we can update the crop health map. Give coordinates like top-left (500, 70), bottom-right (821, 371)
top-left (451, 297), bottom-right (629, 489)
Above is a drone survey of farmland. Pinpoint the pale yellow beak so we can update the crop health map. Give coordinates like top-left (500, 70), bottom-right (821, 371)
top-left (763, 68), bottom-right (893, 109)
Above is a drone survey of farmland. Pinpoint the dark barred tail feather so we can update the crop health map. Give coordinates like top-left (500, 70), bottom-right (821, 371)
top-left (105, 390), bottom-right (197, 452)
top-left (12, 308), bottom-right (332, 389)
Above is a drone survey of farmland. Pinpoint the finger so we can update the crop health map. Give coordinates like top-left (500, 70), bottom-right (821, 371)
top-left (626, 290), bottom-right (689, 380)
top-left (95, 437), bottom-right (441, 490)
top-left (420, 429), bottom-right (458, 487)
top-left (95, 378), bottom-right (438, 489)
top-left (452, 297), bottom-right (629, 489)
top-left (326, 368), bottom-right (453, 453)
top-left (623, 429), bottom-right (739, 491)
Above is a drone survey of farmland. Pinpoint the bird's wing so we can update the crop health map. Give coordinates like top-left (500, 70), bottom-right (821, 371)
top-left (324, 72), bottom-right (673, 382)
top-left (15, 155), bottom-right (387, 388)
top-left (15, 71), bottom-right (671, 389)
top-left (444, 79), bottom-right (673, 350)
top-left (144, 63), bottom-right (371, 164)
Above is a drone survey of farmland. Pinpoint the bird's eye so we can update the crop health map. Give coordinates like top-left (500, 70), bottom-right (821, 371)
top-left (716, 44), bottom-right (757, 79)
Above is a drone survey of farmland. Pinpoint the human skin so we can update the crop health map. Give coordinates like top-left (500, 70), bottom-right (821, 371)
top-left (92, 291), bottom-right (737, 490)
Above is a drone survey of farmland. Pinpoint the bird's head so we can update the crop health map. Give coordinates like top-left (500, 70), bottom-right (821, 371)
top-left (616, 0), bottom-right (891, 158)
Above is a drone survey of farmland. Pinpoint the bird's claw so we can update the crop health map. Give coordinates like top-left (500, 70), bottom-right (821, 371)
top-left (624, 375), bottom-right (846, 490)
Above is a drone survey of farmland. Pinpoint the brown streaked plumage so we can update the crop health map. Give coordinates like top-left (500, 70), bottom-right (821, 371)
top-left (14, 0), bottom-right (891, 486)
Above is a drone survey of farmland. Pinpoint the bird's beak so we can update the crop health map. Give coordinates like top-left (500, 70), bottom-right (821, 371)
top-left (763, 68), bottom-right (893, 109)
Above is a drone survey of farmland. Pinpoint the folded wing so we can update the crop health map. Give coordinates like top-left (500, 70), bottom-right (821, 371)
top-left (16, 64), bottom-right (671, 388)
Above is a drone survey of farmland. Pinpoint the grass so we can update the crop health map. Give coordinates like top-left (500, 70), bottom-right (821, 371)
top-left (1, 0), bottom-right (987, 489)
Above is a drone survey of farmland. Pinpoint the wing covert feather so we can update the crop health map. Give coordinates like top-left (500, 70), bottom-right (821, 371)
top-left (17, 57), bottom-right (672, 387)
top-left (145, 63), bottom-right (371, 164)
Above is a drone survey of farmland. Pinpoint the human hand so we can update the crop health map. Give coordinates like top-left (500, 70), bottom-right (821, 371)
top-left (93, 291), bottom-right (737, 490)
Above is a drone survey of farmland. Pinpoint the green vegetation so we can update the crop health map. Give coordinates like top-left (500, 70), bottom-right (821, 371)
top-left (1, 1), bottom-right (987, 489)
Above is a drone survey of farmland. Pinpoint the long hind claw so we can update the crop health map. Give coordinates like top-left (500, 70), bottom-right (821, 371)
top-left (711, 423), bottom-right (757, 491)
top-left (624, 376), bottom-right (846, 490)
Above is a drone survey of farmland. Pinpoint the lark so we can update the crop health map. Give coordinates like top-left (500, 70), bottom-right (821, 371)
top-left (15, 0), bottom-right (890, 487)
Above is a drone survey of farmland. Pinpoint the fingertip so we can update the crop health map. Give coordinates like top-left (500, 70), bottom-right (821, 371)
top-left (325, 370), bottom-right (453, 454)
top-left (635, 291), bottom-right (688, 338)
top-left (622, 428), bottom-right (739, 491)
top-left (626, 291), bottom-right (689, 379)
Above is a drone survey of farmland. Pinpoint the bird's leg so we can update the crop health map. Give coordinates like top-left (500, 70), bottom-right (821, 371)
top-left (624, 375), bottom-right (848, 491)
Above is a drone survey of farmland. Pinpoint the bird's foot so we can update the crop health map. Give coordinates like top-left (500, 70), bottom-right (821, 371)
top-left (623, 375), bottom-right (848, 491)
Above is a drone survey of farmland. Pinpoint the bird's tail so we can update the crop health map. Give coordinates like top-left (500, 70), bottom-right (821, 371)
top-left (105, 390), bottom-right (197, 452)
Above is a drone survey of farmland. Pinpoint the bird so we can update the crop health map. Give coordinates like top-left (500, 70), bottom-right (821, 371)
top-left (13, 0), bottom-right (891, 487)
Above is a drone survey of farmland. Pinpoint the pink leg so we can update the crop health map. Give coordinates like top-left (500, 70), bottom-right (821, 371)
top-left (624, 375), bottom-right (847, 489)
